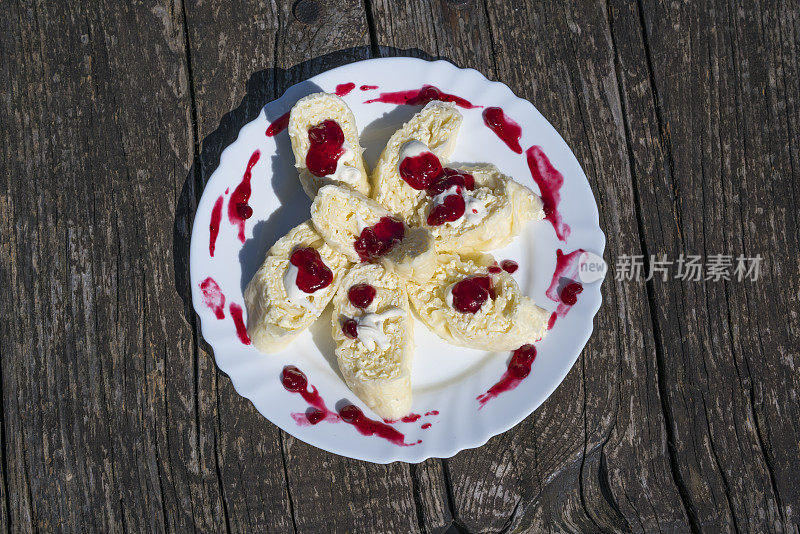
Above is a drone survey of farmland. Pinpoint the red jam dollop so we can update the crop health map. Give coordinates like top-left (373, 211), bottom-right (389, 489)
top-left (501, 260), bottom-right (519, 273)
top-left (289, 247), bottom-right (333, 293)
top-left (342, 318), bottom-right (359, 339)
top-left (451, 275), bottom-right (493, 314)
top-left (560, 282), bottom-right (584, 305)
top-left (347, 283), bottom-right (376, 308)
top-left (353, 217), bottom-right (405, 262)
top-left (199, 277), bottom-right (226, 319)
top-left (281, 365), bottom-right (307, 392)
top-left (306, 120), bottom-right (346, 177)
top-left (399, 151), bottom-right (443, 190)
top-left (427, 193), bottom-right (465, 226)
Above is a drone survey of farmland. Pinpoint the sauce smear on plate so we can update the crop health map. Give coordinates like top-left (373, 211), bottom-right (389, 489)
top-left (526, 146), bottom-right (570, 241)
top-left (209, 195), bottom-right (224, 256)
top-left (477, 344), bottom-right (537, 408)
top-left (200, 277), bottom-right (225, 319)
top-left (365, 84), bottom-right (480, 109)
top-left (483, 107), bottom-right (522, 153)
top-left (228, 150), bottom-right (260, 243)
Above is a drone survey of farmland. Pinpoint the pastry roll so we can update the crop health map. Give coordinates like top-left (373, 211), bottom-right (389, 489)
top-left (407, 252), bottom-right (550, 351)
top-left (244, 220), bottom-right (350, 353)
top-left (332, 263), bottom-right (413, 420)
top-left (410, 163), bottom-right (543, 253)
top-left (371, 101), bottom-right (462, 220)
top-left (288, 92), bottom-right (370, 198)
top-left (311, 184), bottom-right (436, 283)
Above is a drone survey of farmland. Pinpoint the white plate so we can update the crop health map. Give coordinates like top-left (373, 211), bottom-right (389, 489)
top-left (189, 57), bottom-right (605, 463)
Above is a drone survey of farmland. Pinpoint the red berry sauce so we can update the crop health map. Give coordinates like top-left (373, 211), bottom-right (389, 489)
top-left (547, 312), bottom-right (557, 330)
top-left (229, 303), bottom-right (250, 345)
top-left (289, 247), bottom-right (333, 293)
top-left (399, 151), bottom-right (443, 190)
top-left (199, 277), bottom-right (225, 319)
top-left (401, 413), bottom-right (421, 423)
top-left (560, 282), bottom-right (583, 305)
top-left (488, 264), bottom-right (503, 274)
top-left (501, 260), bottom-right (518, 274)
top-left (306, 120), bottom-right (346, 177)
top-left (281, 366), bottom-right (340, 426)
top-left (209, 195), bottom-right (224, 257)
top-left (451, 275), bottom-right (493, 314)
top-left (338, 404), bottom-right (418, 447)
top-left (421, 423), bottom-right (432, 430)
top-left (334, 82), bottom-right (355, 96)
top-left (364, 84), bottom-right (480, 109)
top-left (228, 150), bottom-right (260, 243)
top-left (341, 318), bottom-right (359, 339)
top-left (427, 193), bottom-right (465, 226)
top-left (360, 84), bottom-right (378, 91)
top-left (477, 344), bottom-right (537, 408)
top-left (425, 168), bottom-right (475, 196)
top-left (266, 111), bottom-right (290, 137)
top-left (354, 217), bottom-right (405, 262)
top-left (347, 283), bottom-right (376, 309)
top-left (425, 410), bottom-right (439, 416)
top-left (526, 146), bottom-right (570, 241)
top-left (546, 248), bottom-right (587, 317)
top-left (483, 107), bottom-right (523, 154)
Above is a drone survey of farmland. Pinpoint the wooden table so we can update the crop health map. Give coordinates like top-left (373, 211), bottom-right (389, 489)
top-left (2, 0), bottom-right (798, 531)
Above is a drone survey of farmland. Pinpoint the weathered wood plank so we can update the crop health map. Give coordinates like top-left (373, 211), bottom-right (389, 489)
top-left (610, 0), bottom-right (800, 530)
top-left (0, 0), bottom-right (221, 530)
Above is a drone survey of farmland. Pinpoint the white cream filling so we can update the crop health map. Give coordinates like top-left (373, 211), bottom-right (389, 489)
top-left (325, 143), bottom-right (361, 187)
top-left (282, 263), bottom-right (320, 313)
top-left (354, 307), bottom-right (405, 351)
top-left (430, 184), bottom-right (486, 227)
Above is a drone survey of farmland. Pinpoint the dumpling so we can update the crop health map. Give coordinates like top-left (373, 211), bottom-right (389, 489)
top-left (288, 92), bottom-right (370, 198)
top-left (310, 184), bottom-right (436, 283)
top-left (371, 101), bottom-right (462, 220)
top-left (406, 252), bottom-right (550, 351)
top-left (244, 220), bottom-right (350, 353)
top-left (331, 263), bottom-right (413, 420)
top-left (410, 163), bottom-right (543, 252)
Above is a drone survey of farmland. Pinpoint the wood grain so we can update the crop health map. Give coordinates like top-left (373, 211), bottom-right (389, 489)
top-left (1, 0), bottom-right (798, 532)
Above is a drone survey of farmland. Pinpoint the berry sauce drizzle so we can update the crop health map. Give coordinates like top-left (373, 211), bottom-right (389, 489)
top-left (228, 150), bottom-right (260, 243)
top-left (338, 404), bottom-right (419, 447)
top-left (199, 277), bottom-right (225, 319)
top-left (354, 217), bottom-right (405, 262)
top-left (266, 111), bottom-right (290, 137)
top-left (360, 84), bottom-right (378, 91)
top-left (209, 195), bottom-right (224, 257)
top-left (364, 85), bottom-right (481, 109)
top-left (526, 146), bottom-right (570, 241)
top-left (290, 247), bottom-right (333, 293)
top-left (229, 303), bottom-right (250, 345)
top-left (281, 366), bottom-right (340, 426)
top-left (483, 107), bottom-right (522, 154)
top-left (477, 345), bottom-right (537, 408)
top-left (545, 248), bottom-right (587, 318)
top-left (306, 120), bottom-right (346, 177)
top-left (399, 151), bottom-right (443, 190)
top-left (334, 82), bottom-right (356, 97)
top-left (425, 410), bottom-right (439, 416)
